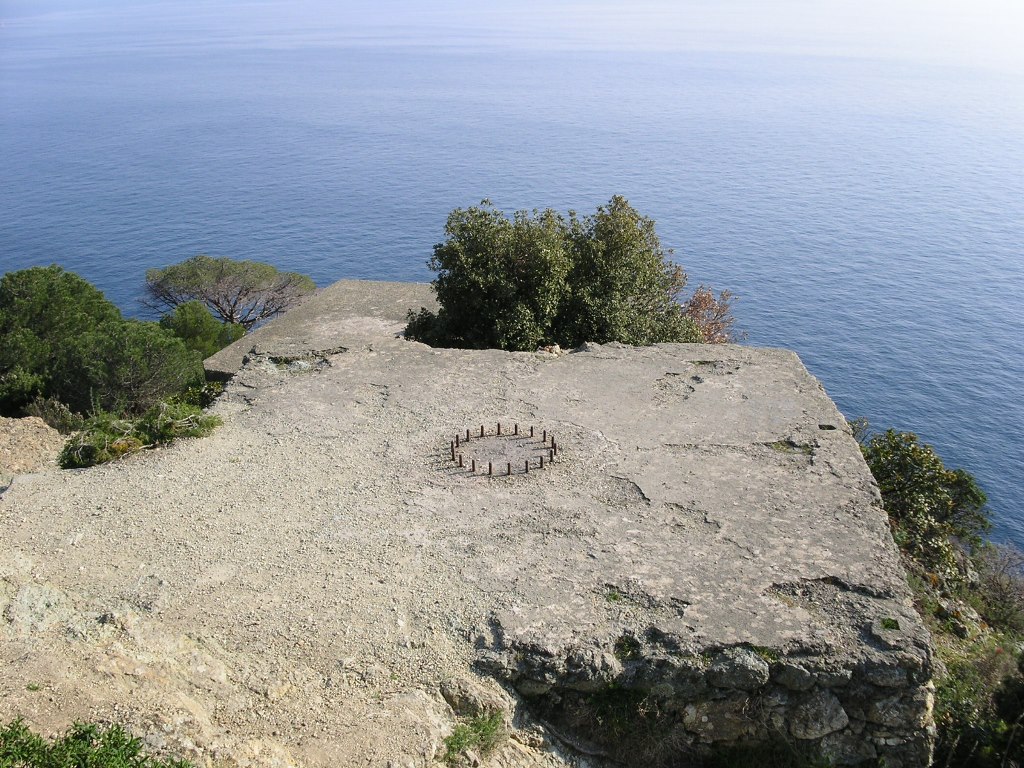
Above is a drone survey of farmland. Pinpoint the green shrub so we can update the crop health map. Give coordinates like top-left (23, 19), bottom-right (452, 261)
top-left (558, 196), bottom-right (701, 347)
top-left (134, 401), bottom-right (221, 445)
top-left (59, 412), bottom-right (145, 468)
top-left (58, 404), bottom-right (220, 469)
top-left (0, 719), bottom-right (193, 767)
top-left (53, 320), bottom-right (204, 416)
top-left (174, 381), bottom-right (225, 409)
top-left (860, 428), bottom-right (989, 582)
top-left (442, 712), bottom-right (504, 765)
top-left (159, 300), bottom-right (244, 359)
top-left (406, 197), bottom-right (731, 351)
top-left (0, 266), bottom-right (120, 414)
top-left (0, 266), bottom-right (205, 417)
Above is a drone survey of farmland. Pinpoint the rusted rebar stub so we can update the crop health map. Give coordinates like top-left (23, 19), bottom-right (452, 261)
top-left (445, 423), bottom-right (562, 477)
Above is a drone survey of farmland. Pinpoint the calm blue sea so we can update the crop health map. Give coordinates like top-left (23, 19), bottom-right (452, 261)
top-left (2, 5), bottom-right (1022, 543)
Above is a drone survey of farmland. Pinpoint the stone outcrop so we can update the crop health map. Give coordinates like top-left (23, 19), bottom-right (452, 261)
top-left (0, 280), bottom-right (934, 766)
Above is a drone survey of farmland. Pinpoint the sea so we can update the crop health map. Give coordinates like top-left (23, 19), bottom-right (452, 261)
top-left (1, 3), bottom-right (1022, 544)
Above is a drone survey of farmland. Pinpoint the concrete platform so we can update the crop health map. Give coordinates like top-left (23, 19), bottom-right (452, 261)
top-left (1, 280), bottom-right (933, 766)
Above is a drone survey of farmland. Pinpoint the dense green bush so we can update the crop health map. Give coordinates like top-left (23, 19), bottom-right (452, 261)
top-left (860, 428), bottom-right (989, 581)
top-left (53, 320), bottom-right (205, 416)
top-left (559, 197), bottom-right (700, 347)
top-left (0, 266), bottom-right (120, 413)
top-left (158, 300), bottom-right (244, 359)
top-left (0, 719), bottom-right (193, 767)
top-left (0, 266), bottom-right (205, 417)
top-left (406, 197), bottom-right (733, 351)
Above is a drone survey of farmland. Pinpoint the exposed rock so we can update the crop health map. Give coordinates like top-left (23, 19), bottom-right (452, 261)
top-left (440, 677), bottom-right (510, 719)
top-left (772, 661), bottom-right (815, 691)
top-left (706, 648), bottom-right (770, 691)
top-left (0, 416), bottom-right (65, 485)
top-left (790, 689), bottom-right (850, 739)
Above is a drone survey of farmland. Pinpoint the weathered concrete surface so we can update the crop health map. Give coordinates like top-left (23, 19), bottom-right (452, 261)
top-left (204, 279), bottom-right (437, 378)
top-left (1, 280), bottom-right (933, 766)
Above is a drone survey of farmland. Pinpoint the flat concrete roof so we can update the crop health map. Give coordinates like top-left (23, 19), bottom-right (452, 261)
top-left (1, 280), bottom-right (930, 766)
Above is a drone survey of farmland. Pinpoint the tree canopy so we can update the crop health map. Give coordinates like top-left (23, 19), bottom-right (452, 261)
top-left (405, 197), bottom-right (735, 351)
top-left (0, 266), bottom-right (122, 412)
top-left (144, 255), bottom-right (316, 330)
top-left (0, 265), bottom-right (204, 416)
top-left (159, 300), bottom-right (245, 359)
top-left (860, 427), bottom-right (989, 579)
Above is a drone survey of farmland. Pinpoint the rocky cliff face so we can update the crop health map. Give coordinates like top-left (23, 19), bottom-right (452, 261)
top-left (0, 280), bottom-right (933, 766)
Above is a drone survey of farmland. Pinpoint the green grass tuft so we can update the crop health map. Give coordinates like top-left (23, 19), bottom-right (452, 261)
top-left (0, 719), bottom-right (193, 767)
top-left (442, 712), bottom-right (504, 765)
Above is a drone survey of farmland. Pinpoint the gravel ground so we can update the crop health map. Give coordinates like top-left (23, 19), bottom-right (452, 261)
top-left (0, 338), bottom-right (580, 767)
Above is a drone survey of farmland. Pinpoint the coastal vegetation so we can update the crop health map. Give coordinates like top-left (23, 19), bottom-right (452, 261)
top-left (0, 719), bottom-right (193, 768)
top-left (405, 197), bottom-right (735, 350)
top-left (857, 422), bottom-right (1024, 766)
top-left (144, 255), bottom-right (316, 330)
top-left (0, 266), bottom-right (204, 416)
top-left (0, 262), bottom-right (285, 468)
top-left (159, 300), bottom-right (246, 358)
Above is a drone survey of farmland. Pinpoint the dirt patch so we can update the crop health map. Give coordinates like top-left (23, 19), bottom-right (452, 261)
top-left (0, 416), bottom-right (65, 479)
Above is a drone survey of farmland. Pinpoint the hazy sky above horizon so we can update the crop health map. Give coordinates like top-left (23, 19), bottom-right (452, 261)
top-left (2, 0), bottom-right (1023, 74)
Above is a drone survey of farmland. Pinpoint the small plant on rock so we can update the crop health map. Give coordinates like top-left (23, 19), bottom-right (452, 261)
top-left (442, 711), bottom-right (505, 766)
top-left (0, 719), bottom-right (193, 767)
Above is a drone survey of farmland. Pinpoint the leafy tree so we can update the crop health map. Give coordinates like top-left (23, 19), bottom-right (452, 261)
top-left (144, 255), bottom-right (316, 330)
top-left (0, 266), bottom-right (204, 418)
top-left (420, 203), bottom-right (572, 350)
top-left (159, 300), bottom-right (245, 359)
top-left (860, 428), bottom-right (990, 579)
top-left (0, 266), bottom-right (121, 413)
top-left (406, 197), bottom-right (732, 351)
top-left (53, 319), bottom-right (205, 416)
top-left (557, 196), bottom-right (700, 346)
